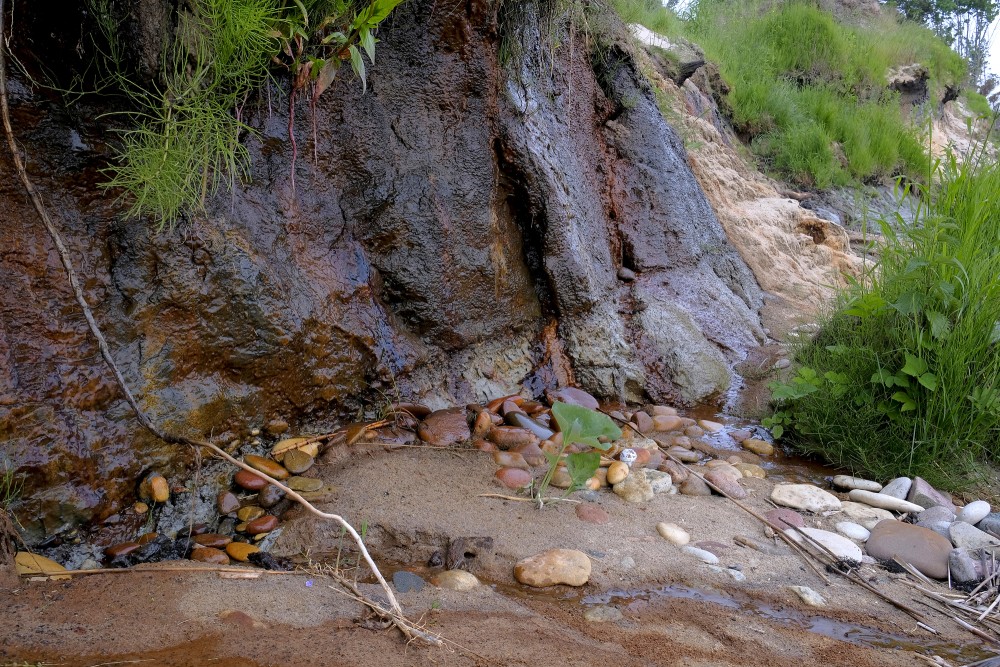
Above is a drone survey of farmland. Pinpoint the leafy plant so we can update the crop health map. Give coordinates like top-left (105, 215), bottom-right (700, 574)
top-left (535, 402), bottom-right (621, 507)
top-left (0, 461), bottom-right (24, 512)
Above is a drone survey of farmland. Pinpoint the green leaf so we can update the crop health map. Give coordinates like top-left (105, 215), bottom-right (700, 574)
top-left (926, 310), bottom-right (950, 340)
top-left (368, 0), bottom-right (406, 24)
top-left (771, 424), bottom-right (784, 439)
top-left (892, 291), bottom-right (924, 316)
top-left (918, 372), bottom-right (938, 391)
top-left (891, 391), bottom-right (916, 411)
top-left (825, 344), bottom-right (850, 354)
top-left (292, 0), bottom-right (309, 26)
top-left (349, 45), bottom-right (367, 94)
top-left (871, 368), bottom-right (895, 386)
top-left (551, 402), bottom-right (621, 451)
top-left (565, 452), bottom-right (600, 490)
top-left (361, 27), bottom-right (376, 63)
top-left (901, 353), bottom-right (928, 377)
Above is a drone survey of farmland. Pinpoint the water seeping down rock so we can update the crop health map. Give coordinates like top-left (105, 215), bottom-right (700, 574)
top-left (0, 0), bottom-right (762, 539)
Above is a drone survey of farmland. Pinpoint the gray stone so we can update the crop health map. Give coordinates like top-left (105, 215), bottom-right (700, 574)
top-left (613, 469), bottom-right (655, 504)
top-left (392, 570), bottom-right (426, 593)
top-left (950, 522), bottom-right (1000, 552)
top-left (646, 469), bottom-right (674, 494)
top-left (848, 489), bottom-right (923, 514)
top-left (917, 505), bottom-right (956, 524)
top-left (915, 519), bottom-right (953, 541)
top-left (839, 502), bottom-right (894, 530)
top-left (949, 548), bottom-right (980, 583)
top-left (956, 500), bottom-right (991, 526)
top-left (584, 605), bottom-right (624, 623)
top-left (977, 512), bottom-right (1000, 538)
top-left (832, 475), bottom-right (882, 492)
top-left (771, 484), bottom-right (841, 513)
top-left (907, 477), bottom-right (955, 513)
top-left (681, 545), bottom-right (719, 565)
top-left (865, 519), bottom-right (952, 579)
top-left (878, 477), bottom-right (912, 500)
top-left (789, 585), bottom-right (826, 607)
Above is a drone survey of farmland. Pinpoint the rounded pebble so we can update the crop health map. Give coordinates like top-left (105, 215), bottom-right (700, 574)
top-left (431, 570), bottom-right (480, 591)
top-left (681, 545), bottom-right (719, 565)
top-left (575, 502), bottom-right (610, 524)
top-left (607, 461), bottom-right (629, 485)
top-left (957, 500), bottom-right (991, 525)
top-left (656, 522), bottom-right (690, 546)
top-left (238, 506), bottom-right (265, 522)
top-left (217, 492), bottom-right (240, 515)
top-left (226, 542), bottom-right (260, 562)
top-left (835, 521), bottom-right (871, 541)
top-left (104, 542), bottom-right (141, 559)
top-left (246, 515), bottom-right (279, 535)
top-left (193, 533), bottom-right (233, 548)
top-left (282, 449), bottom-right (314, 475)
top-left (287, 476), bottom-right (323, 492)
top-left (234, 470), bottom-right (268, 491)
top-left (495, 467), bottom-right (532, 489)
top-left (244, 455), bottom-right (289, 480)
top-left (190, 547), bottom-right (230, 565)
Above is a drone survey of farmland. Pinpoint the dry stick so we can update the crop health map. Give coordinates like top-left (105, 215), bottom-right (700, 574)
top-left (325, 569), bottom-right (443, 647)
top-left (0, 8), bottom-right (434, 646)
top-left (24, 565), bottom-right (312, 577)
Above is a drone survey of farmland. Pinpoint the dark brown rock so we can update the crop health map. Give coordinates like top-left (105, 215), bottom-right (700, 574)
top-left (217, 491), bottom-right (240, 515)
top-left (246, 515), bottom-right (279, 535)
top-left (234, 470), bottom-right (268, 491)
top-left (865, 519), bottom-right (952, 579)
top-left (257, 483), bottom-right (285, 508)
top-left (190, 547), bottom-right (230, 565)
top-left (103, 542), bottom-right (141, 559)
top-left (193, 533), bottom-right (233, 549)
top-left (417, 408), bottom-right (471, 446)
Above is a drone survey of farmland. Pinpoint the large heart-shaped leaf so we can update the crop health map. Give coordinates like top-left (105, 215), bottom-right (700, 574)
top-left (566, 452), bottom-right (600, 491)
top-left (551, 402), bottom-right (621, 451)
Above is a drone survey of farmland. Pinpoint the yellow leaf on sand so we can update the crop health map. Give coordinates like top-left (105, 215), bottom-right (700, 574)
top-left (15, 552), bottom-right (71, 580)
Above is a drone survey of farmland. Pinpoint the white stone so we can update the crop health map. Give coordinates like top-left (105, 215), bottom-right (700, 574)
top-left (839, 502), bottom-right (895, 530)
top-left (835, 521), bottom-right (871, 541)
top-left (832, 475), bottom-right (882, 492)
top-left (646, 469), bottom-right (674, 494)
top-left (848, 489), bottom-right (924, 514)
top-left (950, 522), bottom-right (1000, 552)
top-left (681, 545), bottom-right (719, 565)
top-left (656, 522), bottom-right (690, 546)
top-left (879, 477), bottom-right (912, 500)
top-left (770, 484), bottom-right (842, 513)
top-left (698, 419), bottom-right (724, 433)
top-left (432, 570), bottom-right (480, 591)
top-left (957, 500), bottom-right (991, 526)
top-left (789, 585), bottom-right (826, 607)
top-left (784, 527), bottom-right (864, 562)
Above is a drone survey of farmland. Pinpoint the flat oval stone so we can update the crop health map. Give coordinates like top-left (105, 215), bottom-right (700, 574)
top-left (246, 515), bottom-right (279, 535)
top-left (681, 545), bottom-right (719, 564)
top-left (417, 408), bottom-right (471, 446)
top-left (286, 476), bottom-right (323, 492)
top-left (733, 462), bottom-right (766, 479)
top-left (607, 461), bottom-right (629, 485)
top-left (193, 533), bottom-right (232, 548)
top-left (656, 522), bottom-right (690, 545)
top-left (223, 542), bottom-right (259, 562)
top-left (575, 502), bottom-right (610, 524)
top-left (104, 542), bottom-right (141, 559)
top-left (257, 483), bottom-right (285, 508)
top-left (514, 549), bottom-right (591, 587)
top-left (957, 500), bottom-right (991, 525)
top-left (679, 475), bottom-right (712, 496)
top-left (190, 547), bottom-right (230, 565)
top-left (704, 470), bottom-right (746, 499)
top-left (839, 501), bottom-right (895, 530)
top-left (785, 527), bottom-right (863, 562)
top-left (271, 437), bottom-right (319, 462)
top-left (392, 570), bottom-right (426, 593)
top-left (238, 506), bottom-right (265, 522)
top-left (547, 387), bottom-right (599, 410)
top-left (652, 415), bottom-right (682, 432)
top-left (879, 477), bottom-right (912, 499)
top-left (832, 475), bottom-right (882, 492)
top-left (849, 489), bottom-right (923, 513)
top-left (244, 455), bottom-right (289, 480)
top-left (487, 426), bottom-right (538, 450)
top-left (698, 419), bottom-right (724, 433)
top-left (217, 491), bottom-right (241, 515)
top-left (234, 469), bottom-right (268, 491)
top-left (741, 438), bottom-right (774, 456)
top-left (765, 508), bottom-right (804, 531)
top-left (137, 532), bottom-right (159, 545)
top-left (431, 570), bottom-right (480, 591)
top-left (495, 467), bottom-right (532, 489)
top-left (866, 519), bottom-right (953, 578)
top-left (835, 521), bottom-right (870, 541)
top-left (651, 405), bottom-right (678, 416)
top-left (281, 449), bottom-right (314, 475)
top-left (493, 451), bottom-right (529, 470)
top-left (771, 484), bottom-right (841, 513)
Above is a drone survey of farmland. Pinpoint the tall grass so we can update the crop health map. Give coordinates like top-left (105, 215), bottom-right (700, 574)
top-left (768, 142), bottom-right (1000, 490)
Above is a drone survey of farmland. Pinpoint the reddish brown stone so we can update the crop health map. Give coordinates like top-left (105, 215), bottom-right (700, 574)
top-left (104, 542), bottom-right (141, 559)
top-left (765, 508), bottom-right (804, 531)
top-left (245, 515), bottom-right (279, 535)
top-left (244, 454), bottom-right (289, 480)
top-left (492, 451), bottom-right (529, 470)
top-left (487, 426), bottom-right (538, 450)
top-left (190, 547), bottom-right (230, 565)
top-left (575, 502), bottom-right (610, 525)
top-left (217, 491), bottom-right (240, 515)
top-left (193, 533), bottom-right (233, 548)
top-left (137, 532), bottom-right (159, 545)
top-left (495, 467), bottom-right (532, 489)
top-left (234, 469), bottom-right (268, 491)
top-left (417, 408), bottom-right (471, 446)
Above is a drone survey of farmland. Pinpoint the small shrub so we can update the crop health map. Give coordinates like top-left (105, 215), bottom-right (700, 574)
top-left (535, 402), bottom-right (621, 506)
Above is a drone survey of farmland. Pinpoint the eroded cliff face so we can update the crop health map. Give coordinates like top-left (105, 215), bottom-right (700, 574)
top-left (0, 0), bottom-right (763, 540)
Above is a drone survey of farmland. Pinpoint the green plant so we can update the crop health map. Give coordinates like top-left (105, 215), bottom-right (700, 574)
top-left (535, 402), bottom-right (621, 507)
top-left (768, 140), bottom-right (1000, 490)
top-left (0, 461), bottom-right (24, 511)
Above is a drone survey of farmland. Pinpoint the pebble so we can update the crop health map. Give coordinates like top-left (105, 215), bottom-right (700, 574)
top-left (907, 477), bottom-right (955, 512)
top-left (418, 408), bottom-right (472, 446)
top-left (493, 451), bottom-right (530, 470)
top-left (771, 484), bottom-right (841, 513)
top-left (977, 512), bottom-right (1000, 537)
top-left (681, 545), bottom-right (719, 565)
top-left (246, 515), bottom-right (279, 535)
top-left (659, 460), bottom-right (688, 484)
top-left (915, 518), bottom-right (952, 540)
top-left (949, 521), bottom-right (1000, 551)
top-left (286, 476), bottom-right (323, 492)
top-left (576, 502), bottom-right (610, 524)
top-left (878, 477), bottom-right (912, 499)
top-left (653, 415), bottom-right (682, 432)
top-left (918, 505), bottom-right (957, 523)
top-left (839, 501), bottom-right (895, 530)
top-left (549, 467), bottom-right (574, 489)
top-left (266, 419), bottom-right (289, 435)
top-left (238, 506), bottom-right (265, 522)
top-left (137, 532), bottom-right (159, 545)
top-left (282, 449), bottom-right (314, 475)
top-left (487, 426), bottom-right (538, 450)
top-left (866, 519), bottom-right (953, 578)
top-left (785, 527), bottom-right (863, 562)
top-left (512, 441), bottom-right (547, 467)
top-left (789, 585), bottom-right (825, 607)
top-left (704, 470), bottom-right (747, 499)
top-left (193, 533), bottom-right (232, 549)
top-left (190, 547), bottom-right (230, 564)
top-left (514, 549), bottom-right (591, 587)
top-left (392, 570), bottom-right (426, 593)
top-left (773, 358), bottom-right (791, 370)
top-left (650, 405), bottom-right (678, 416)
top-left (271, 437), bottom-right (319, 461)
top-left (632, 411), bottom-right (654, 434)
top-left (139, 472), bottom-right (171, 503)
top-left (613, 469), bottom-right (655, 503)
top-left (835, 522), bottom-right (870, 541)
top-left (656, 522), bottom-right (690, 545)
top-left (646, 469), bottom-right (673, 494)
top-left (506, 412), bottom-right (555, 440)
top-left (258, 484), bottom-right (285, 508)
top-left (133, 502), bottom-right (149, 514)
top-left (584, 605), bottom-right (624, 622)
top-left (698, 419), bottom-right (724, 433)
top-left (741, 438), bottom-right (774, 456)
top-left (244, 454), bottom-right (290, 480)
top-left (679, 475), bottom-right (712, 496)
top-left (496, 467), bottom-right (532, 489)
top-left (104, 542), bottom-right (141, 559)
top-left (547, 387), bottom-right (599, 410)
top-left (15, 552), bottom-right (70, 579)
top-left (668, 447), bottom-right (700, 463)
top-left (948, 548), bottom-right (980, 583)
top-left (472, 410), bottom-right (493, 439)
top-left (684, 425), bottom-right (705, 438)
top-left (832, 475), bottom-right (882, 492)
top-left (226, 542), bottom-right (260, 562)
top-left (617, 267), bottom-right (637, 281)
top-left (957, 500), bottom-right (991, 525)
top-left (234, 470), bottom-right (268, 491)
top-left (765, 508), bottom-right (804, 531)
top-left (607, 461), bottom-right (629, 485)
top-left (431, 570), bottom-right (480, 591)
top-left (848, 489), bottom-right (923, 514)
top-left (733, 463), bottom-right (766, 479)
top-left (217, 492), bottom-right (241, 515)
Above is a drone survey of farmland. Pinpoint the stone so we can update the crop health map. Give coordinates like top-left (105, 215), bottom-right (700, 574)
top-left (848, 489), bottom-right (923, 514)
top-left (789, 585), bottom-right (825, 607)
top-left (190, 547), bottom-right (230, 565)
top-left (698, 419), bottom-right (724, 433)
top-left (651, 405), bottom-right (678, 416)
top-left (835, 522), bottom-right (870, 541)
top-left (613, 469), bottom-right (655, 503)
top-left (865, 519), bottom-right (953, 579)
top-left (949, 522), bottom-right (1000, 552)
top-left (575, 502), bottom-right (609, 525)
top-left (773, 358), bottom-right (791, 370)
top-left (15, 552), bottom-right (70, 580)
top-left (244, 455), bottom-right (290, 480)
top-left (547, 387), bottom-right (599, 410)
top-left (238, 506), bottom-right (265, 522)
top-left (839, 501), bottom-right (895, 530)
top-left (137, 532), bottom-right (159, 545)
top-left (103, 542), bottom-right (141, 559)
top-left (286, 476), bottom-right (323, 492)
top-left (948, 548), bottom-right (980, 583)
top-left (907, 477), bottom-right (955, 513)
top-left (785, 527), bottom-right (863, 563)
top-left (741, 438), bottom-right (774, 456)
top-left (684, 425), bottom-right (705, 438)
top-left (496, 467), bottom-right (532, 490)
top-left (915, 519), bottom-right (952, 541)
top-left (549, 467), bottom-right (574, 489)
top-left (512, 441), bottom-right (546, 467)
top-left (234, 470), bottom-right (268, 491)
top-left (679, 475), bottom-right (712, 496)
top-left (646, 469), bottom-right (673, 494)
top-left (418, 408), bottom-right (471, 446)
top-left (514, 549), bottom-right (591, 587)
top-left (632, 411), bottom-right (654, 434)
top-left (765, 508), bottom-right (804, 531)
top-left (139, 472), bottom-right (171, 504)
top-left (246, 515), bottom-right (279, 535)
top-left (918, 505), bottom-right (957, 524)
top-left (217, 491), bottom-right (240, 515)
top-left (656, 522), bottom-right (690, 545)
top-left (704, 469), bottom-right (746, 499)
top-left (193, 533), bottom-right (232, 549)
top-left (265, 419), bottom-right (289, 435)
top-left (681, 545), bottom-right (719, 565)
top-left (392, 570), bottom-right (426, 593)
top-left (133, 502), bottom-right (149, 514)
top-left (977, 512), bottom-right (1000, 538)
top-left (271, 437), bottom-right (320, 462)
top-left (584, 605), bottom-right (623, 623)
top-left (733, 463), bottom-right (766, 479)
top-left (957, 500), bottom-right (991, 526)
top-left (487, 426), bottom-right (538, 450)
top-left (832, 475), bottom-right (882, 492)
top-left (258, 483), bottom-right (285, 508)
top-left (771, 484), bottom-right (841, 513)
top-left (281, 449), bottom-right (314, 475)
top-left (659, 460), bottom-right (688, 484)
top-left (669, 447), bottom-right (701, 463)
top-left (432, 570), bottom-right (480, 591)
top-left (878, 477), bottom-right (912, 499)
top-left (652, 415), bottom-right (682, 432)
top-left (606, 461), bottom-right (629, 485)
top-left (226, 542), bottom-right (260, 562)
top-left (492, 451), bottom-right (530, 470)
